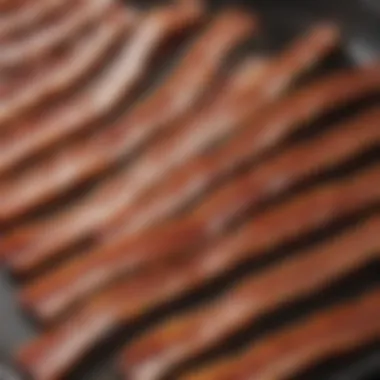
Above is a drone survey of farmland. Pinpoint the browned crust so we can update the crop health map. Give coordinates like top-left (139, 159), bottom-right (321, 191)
top-left (17, 214), bottom-right (380, 380)
top-left (0, 23), bottom-right (337, 219)
top-left (180, 289), bottom-right (380, 380)
top-left (22, 106), bottom-right (380, 323)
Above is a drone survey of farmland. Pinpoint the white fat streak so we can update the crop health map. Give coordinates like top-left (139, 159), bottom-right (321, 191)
top-left (117, 59), bottom-right (269, 207)
top-left (89, 12), bottom-right (165, 109)
top-left (166, 58), bottom-right (270, 168)
top-left (131, 345), bottom-right (189, 380)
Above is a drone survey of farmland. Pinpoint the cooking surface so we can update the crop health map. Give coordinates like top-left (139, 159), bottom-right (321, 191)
top-left (0, 1), bottom-right (379, 379)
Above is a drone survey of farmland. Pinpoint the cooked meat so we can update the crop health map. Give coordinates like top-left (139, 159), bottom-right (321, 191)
top-left (0, 0), bottom-right (116, 70)
top-left (100, 66), bottom-right (380, 238)
top-left (0, 6), bottom-right (131, 130)
top-left (0, 3), bottom-right (377, 379)
top-left (23, 106), bottom-right (380, 323)
top-left (17, 215), bottom-right (380, 380)
top-left (0, 23), bottom-right (337, 219)
top-left (0, 9), bottom-right (258, 267)
top-left (3, 62), bottom-right (380, 274)
top-left (18, 163), bottom-right (380, 330)
top-left (180, 289), bottom-right (380, 380)
top-left (0, 0), bottom-right (69, 41)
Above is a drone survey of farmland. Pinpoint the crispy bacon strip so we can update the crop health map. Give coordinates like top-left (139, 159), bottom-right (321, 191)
top-left (0, 57), bottom-right (266, 218)
top-left (0, 6), bottom-right (131, 131)
top-left (0, 3), bottom-right (129, 103)
top-left (0, 6), bottom-right (254, 216)
top-left (0, 9), bottom-right (257, 258)
top-left (0, 23), bottom-right (338, 225)
top-left (101, 66), bottom-right (380, 238)
top-left (119, 225), bottom-right (380, 380)
top-left (180, 289), bottom-right (380, 380)
top-left (0, 0), bottom-right (208, 175)
top-left (0, 0), bottom-right (116, 70)
top-left (3, 62), bottom-right (380, 275)
top-left (19, 164), bottom-right (380, 331)
top-left (0, 58), bottom-right (264, 262)
top-left (0, 0), bottom-right (69, 41)
top-left (17, 214), bottom-right (380, 380)
top-left (23, 106), bottom-right (380, 323)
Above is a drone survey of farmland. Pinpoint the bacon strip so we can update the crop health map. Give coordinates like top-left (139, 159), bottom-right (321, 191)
top-left (0, 6), bottom-right (132, 131)
top-left (0, 1), bottom-right (209, 177)
top-left (0, 0), bottom-right (68, 41)
top-left (0, 57), bottom-right (266, 206)
top-left (0, 3), bottom-right (129, 103)
top-left (0, 24), bottom-right (338, 226)
top-left (0, 58), bottom-right (265, 215)
top-left (179, 289), bottom-right (380, 380)
top-left (16, 214), bottom-right (380, 380)
top-left (23, 106), bottom-right (380, 323)
top-left (0, 6), bottom-right (254, 214)
top-left (119, 227), bottom-right (380, 380)
top-left (0, 0), bottom-right (25, 13)
top-left (19, 164), bottom-right (380, 330)
top-left (0, 59), bottom-right (263, 262)
top-left (0, 0), bottom-right (116, 71)
top-left (100, 65), bottom-right (380, 239)
top-left (3, 62), bottom-right (380, 274)
top-left (0, 10), bottom-right (257, 256)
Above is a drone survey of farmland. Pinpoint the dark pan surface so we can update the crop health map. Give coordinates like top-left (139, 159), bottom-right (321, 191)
top-left (0, 0), bottom-right (379, 379)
